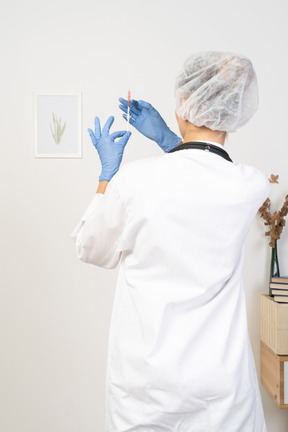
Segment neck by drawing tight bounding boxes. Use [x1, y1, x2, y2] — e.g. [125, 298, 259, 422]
[182, 124, 226, 146]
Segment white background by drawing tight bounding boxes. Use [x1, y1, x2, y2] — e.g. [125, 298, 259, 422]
[1, 0, 288, 430]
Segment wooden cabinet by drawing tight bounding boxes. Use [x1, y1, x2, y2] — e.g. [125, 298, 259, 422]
[261, 341, 288, 408]
[260, 294, 288, 408]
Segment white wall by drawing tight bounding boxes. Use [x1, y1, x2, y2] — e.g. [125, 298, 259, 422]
[1, 0, 288, 430]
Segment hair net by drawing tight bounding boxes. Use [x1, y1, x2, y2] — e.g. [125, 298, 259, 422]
[175, 51, 259, 133]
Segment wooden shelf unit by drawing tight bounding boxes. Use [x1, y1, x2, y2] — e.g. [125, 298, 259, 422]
[261, 341, 288, 408]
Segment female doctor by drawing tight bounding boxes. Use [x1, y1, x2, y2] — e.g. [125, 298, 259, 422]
[71, 51, 270, 432]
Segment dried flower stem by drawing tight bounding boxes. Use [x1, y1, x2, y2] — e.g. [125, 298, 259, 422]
[258, 174, 288, 248]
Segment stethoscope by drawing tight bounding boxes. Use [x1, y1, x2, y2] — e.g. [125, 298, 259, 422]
[168, 141, 233, 163]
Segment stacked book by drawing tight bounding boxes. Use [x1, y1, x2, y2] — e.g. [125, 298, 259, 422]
[270, 277, 288, 303]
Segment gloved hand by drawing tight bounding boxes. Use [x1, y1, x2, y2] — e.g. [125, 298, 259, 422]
[119, 98, 182, 153]
[88, 116, 131, 182]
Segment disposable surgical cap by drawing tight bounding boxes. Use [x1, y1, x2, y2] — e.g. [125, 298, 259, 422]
[175, 51, 259, 132]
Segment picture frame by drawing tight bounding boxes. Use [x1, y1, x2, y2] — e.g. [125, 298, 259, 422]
[34, 91, 82, 158]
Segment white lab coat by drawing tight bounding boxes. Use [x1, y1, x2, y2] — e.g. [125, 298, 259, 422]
[71, 141, 270, 432]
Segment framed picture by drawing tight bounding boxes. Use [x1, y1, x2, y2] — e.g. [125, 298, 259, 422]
[34, 91, 82, 158]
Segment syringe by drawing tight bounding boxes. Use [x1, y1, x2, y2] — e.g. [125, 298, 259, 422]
[127, 90, 131, 131]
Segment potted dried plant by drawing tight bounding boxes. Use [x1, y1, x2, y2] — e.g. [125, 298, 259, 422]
[258, 174, 288, 296]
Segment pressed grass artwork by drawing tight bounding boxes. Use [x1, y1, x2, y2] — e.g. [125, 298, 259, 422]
[34, 92, 82, 158]
[50, 112, 67, 145]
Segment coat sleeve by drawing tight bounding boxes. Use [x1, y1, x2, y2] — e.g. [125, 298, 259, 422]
[70, 177, 129, 269]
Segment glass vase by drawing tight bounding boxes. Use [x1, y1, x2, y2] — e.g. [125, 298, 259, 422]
[269, 239, 280, 297]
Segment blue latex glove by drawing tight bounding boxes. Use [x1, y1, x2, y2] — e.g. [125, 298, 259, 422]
[88, 116, 131, 182]
[119, 98, 182, 152]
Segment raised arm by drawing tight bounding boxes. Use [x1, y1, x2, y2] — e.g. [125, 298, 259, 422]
[97, 181, 109, 194]
[87, 115, 131, 193]
[119, 98, 182, 152]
